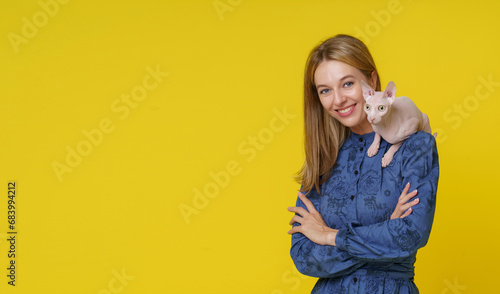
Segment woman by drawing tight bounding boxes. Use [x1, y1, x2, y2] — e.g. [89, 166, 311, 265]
[287, 34, 439, 293]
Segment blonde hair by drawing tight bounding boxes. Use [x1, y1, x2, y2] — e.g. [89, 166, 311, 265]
[296, 34, 381, 194]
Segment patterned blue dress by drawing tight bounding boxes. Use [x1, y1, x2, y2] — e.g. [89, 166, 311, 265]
[290, 131, 439, 293]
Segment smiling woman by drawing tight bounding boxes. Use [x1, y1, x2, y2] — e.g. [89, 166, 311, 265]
[314, 60, 376, 135]
[288, 34, 439, 293]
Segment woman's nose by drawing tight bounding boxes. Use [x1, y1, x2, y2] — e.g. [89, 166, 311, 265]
[332, 91, 346, 105]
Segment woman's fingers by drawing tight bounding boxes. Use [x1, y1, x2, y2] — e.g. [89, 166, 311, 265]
[287, 194, 315, 228]
[287, 225, 301, 235]
[288, 215, 302, 226]
[402, 197, 420, 210]
[399, 183, 417, 200]
[400, 208, 412, 218]
[391, 183, 419, 219]
[287, 206, 308, 217]
[400, 182, 411, 198]
[399, 190, 418, 206]
[298, 192, 317, 214]
[399, 183, 418, 204]
[399, 198, 419, 217]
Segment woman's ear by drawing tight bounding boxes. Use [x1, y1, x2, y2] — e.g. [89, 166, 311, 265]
[370, 71, 378, 89]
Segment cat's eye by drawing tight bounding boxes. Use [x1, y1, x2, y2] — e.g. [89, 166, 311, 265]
[365, 104, 370, 111]
[378, 105, 386, 111]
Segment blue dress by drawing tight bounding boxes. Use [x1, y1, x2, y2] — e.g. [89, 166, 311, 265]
[290, 131, 439, 293]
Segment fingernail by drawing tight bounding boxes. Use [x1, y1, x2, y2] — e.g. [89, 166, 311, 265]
[414, 198, 419, 202]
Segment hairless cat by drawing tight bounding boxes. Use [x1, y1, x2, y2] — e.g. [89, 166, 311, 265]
[361, 80, 436, 167]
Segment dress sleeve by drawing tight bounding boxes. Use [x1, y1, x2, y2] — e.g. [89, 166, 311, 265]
[290, 187, 367, 278]
[335, 131, 439, 261]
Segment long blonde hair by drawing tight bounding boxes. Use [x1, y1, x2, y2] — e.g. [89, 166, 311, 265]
[296, 34, 381, 194]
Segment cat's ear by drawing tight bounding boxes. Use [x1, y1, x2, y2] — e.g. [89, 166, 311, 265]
[384, 81, 397, 104]
[361, 80, 374, 100]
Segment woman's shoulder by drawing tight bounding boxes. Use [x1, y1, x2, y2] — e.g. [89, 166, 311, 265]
[400, 131, 438, 160]
[402, 131, 436, 148]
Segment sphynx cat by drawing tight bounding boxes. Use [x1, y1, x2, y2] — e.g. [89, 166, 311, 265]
[361, 80, 435, 167]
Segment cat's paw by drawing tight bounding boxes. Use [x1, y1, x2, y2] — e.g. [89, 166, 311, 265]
[381, 154, 394, 167]
[367, 145, 379, 157]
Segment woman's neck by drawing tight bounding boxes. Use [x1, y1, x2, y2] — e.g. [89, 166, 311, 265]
[350, 121, 374, 135]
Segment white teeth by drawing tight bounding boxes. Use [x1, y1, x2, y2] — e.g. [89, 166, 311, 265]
[338, 106, 353, 114]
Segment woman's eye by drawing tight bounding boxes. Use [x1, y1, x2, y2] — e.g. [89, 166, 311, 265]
[344, 81, 354, 88]
[319, 89, 330, 94]
[378, 105, 386, 111]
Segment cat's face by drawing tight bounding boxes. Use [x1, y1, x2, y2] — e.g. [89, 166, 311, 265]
[361, 81, 396, 125]
[364, 95, 390, 125]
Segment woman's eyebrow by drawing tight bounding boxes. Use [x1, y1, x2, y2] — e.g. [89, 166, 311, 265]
[339, 74, 355, 81]
[316, 75, 356, 88]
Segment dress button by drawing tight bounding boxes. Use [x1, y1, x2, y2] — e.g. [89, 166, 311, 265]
[353, 277, 358, 283]
[359, 138, 363, 142]
[360, 147, 364, 152]
[350, 195, 355, 200]
[354, 170, 358, 175]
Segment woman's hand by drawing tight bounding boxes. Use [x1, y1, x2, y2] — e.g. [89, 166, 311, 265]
[391, 182, 419, 219]
[287, 192, 338, 246]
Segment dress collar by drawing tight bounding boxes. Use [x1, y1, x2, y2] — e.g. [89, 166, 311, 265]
[347, 131, 375, 144]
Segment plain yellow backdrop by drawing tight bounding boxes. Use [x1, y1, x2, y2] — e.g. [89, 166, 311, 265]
[1, 0, 499, 293]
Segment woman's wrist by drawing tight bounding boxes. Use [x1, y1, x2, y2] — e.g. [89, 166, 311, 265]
[325, 228, 339, 246]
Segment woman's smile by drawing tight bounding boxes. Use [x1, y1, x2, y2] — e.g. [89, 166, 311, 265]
[336, 104, 356, 116]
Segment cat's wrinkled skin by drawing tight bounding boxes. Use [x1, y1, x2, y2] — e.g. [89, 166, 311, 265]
[361, 80, 435, 167]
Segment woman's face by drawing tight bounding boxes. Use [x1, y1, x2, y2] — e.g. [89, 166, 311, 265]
[314, 60, 376, 135]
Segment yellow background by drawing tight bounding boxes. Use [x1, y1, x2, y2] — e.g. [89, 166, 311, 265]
[1, 0, 499, 293]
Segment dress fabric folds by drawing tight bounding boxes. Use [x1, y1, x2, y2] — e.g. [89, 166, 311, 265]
[290, 131, 439, 294]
